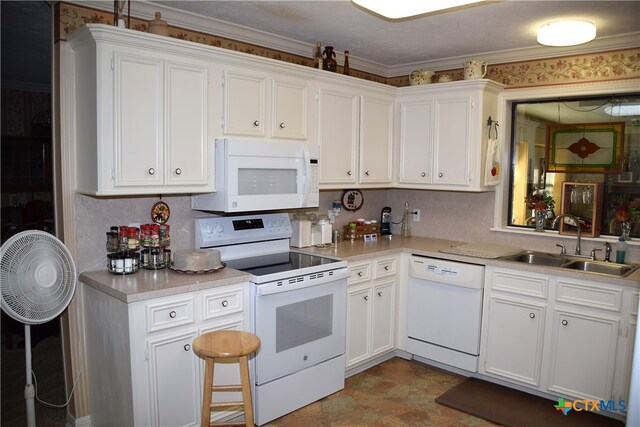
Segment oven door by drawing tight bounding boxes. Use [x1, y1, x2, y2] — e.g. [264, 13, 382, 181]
[254, 275, 347, 385]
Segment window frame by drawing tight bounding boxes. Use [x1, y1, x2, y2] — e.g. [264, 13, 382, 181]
[492, 79, 640, 246]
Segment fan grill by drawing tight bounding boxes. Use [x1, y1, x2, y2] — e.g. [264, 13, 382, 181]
[1, 231, 77, 325]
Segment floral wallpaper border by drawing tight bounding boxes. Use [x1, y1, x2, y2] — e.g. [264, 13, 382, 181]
[57, 2, 639, 89]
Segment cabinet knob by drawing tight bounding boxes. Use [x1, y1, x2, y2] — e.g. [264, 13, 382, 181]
[183, 344, 191, 352]
[364, 295, 368, 301]
[438, 172, 443, 178]
[221, 300, 229, 308]
[279, 122, 286, 129]
[384, 265, 390, 271]
[357, 271, 363, 277]
[529, 313, 535, 319]
[148, 168, 156, 175]
[253, 120, 260, 127]
[562, 319, 568, 326]
[377, 291, 382, 297]
[365, 171, 370, 176]
[347, 170, 352, 176]
[175, 168, 182, 175]
[421, 172, 426, 177]
[169, 311, 177, 318]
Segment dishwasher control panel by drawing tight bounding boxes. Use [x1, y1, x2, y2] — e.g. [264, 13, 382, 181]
[409, 255, 484, 288]
[425, 263, 461, 277]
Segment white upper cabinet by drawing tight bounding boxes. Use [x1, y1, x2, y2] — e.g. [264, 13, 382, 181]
[68, 25, 215, 196]
[317, 82, 394, 189]
[223, 68, 310, 141]
[395, 80, 504, 192]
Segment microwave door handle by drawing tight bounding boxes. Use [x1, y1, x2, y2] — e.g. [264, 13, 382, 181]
[301, 148, 310, 206]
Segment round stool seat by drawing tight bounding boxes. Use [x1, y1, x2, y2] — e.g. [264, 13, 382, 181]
[193, 330, 260, 359]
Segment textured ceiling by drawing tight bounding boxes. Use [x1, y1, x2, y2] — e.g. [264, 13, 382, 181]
[155, 0, 640, 67]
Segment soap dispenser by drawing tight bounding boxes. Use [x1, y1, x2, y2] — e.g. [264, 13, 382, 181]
[616, 237, 627, 263]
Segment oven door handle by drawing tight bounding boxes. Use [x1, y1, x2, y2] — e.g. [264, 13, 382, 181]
[256, 268, 350, 295]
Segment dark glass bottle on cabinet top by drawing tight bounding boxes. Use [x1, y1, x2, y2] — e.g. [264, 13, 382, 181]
[343, 50, 350, 75]
[323, 46, 337, 72]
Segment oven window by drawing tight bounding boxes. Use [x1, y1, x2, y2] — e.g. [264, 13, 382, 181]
[275, 295, 333, 353]
[238, 168, 297, 195]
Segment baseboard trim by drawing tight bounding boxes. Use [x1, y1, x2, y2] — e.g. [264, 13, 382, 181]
[66, 412, 90, 427]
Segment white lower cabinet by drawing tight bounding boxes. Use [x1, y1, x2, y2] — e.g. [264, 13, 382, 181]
[83, 281, 250, 427]
[480, 267, 635, 408]
[346, 256, 397, 368]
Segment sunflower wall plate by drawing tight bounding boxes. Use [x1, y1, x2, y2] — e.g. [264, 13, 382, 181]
[151, 201, 170, 224]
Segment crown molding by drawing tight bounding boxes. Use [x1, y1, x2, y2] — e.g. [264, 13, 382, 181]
[71, 1, 639, 79]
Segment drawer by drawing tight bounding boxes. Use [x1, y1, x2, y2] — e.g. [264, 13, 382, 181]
[203, 285, 244, 320]
[490, 269, 548, 299]
[555, 279, 622, 313]
[146, 296, 194, 333]
[348, 262, 371, 285]
[374, 258, 397, 279]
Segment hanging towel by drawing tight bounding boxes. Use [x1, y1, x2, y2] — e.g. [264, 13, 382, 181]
[484, 138, 501, 186]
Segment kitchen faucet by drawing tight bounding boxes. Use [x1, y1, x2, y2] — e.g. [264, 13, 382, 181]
[552, 214, 582, 255]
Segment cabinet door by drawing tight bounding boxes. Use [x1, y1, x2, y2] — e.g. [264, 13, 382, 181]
[483, 296, 546, 387]
[371, 280, 395, 356]
[317, 88, 358, 186]
[346, 286, 371, 367]
[147, 330, 200, 427]
[272, 79, 308, 140]
[113, 52, 163, 187]
[165, 61, 209, 186]
[433, 97, 470, 186]
[359, 96, 393, 184]
[223, 70, 266, 136]
[547, 309, 619, 401]
[398, 101, 433, 184]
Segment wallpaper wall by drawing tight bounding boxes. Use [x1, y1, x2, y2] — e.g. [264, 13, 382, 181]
[56, 2, 640, 88]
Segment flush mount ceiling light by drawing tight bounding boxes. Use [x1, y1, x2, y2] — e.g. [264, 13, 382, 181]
[352, 0, 486, 20]
[537, 19, 596, 46]
[604, 103, 640, 117]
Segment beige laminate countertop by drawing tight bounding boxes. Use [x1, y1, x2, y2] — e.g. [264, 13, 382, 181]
[80, 267, 252, 303]
[81, 236, 640, 304]
[301, 235, 640, 289]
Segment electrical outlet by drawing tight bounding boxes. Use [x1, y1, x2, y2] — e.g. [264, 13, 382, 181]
[412, 209, 420, 222]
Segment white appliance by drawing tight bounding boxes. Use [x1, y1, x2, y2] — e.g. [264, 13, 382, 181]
[192, 139, 320, 213]
[406, 255, 485, 372]
[195, 213, 349, 426]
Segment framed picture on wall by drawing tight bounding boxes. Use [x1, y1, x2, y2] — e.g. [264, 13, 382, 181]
[546, 122, 624, 173]
[617, 172, 633, 183]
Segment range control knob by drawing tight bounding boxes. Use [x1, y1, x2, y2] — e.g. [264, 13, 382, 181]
[215, 224, 224, 233]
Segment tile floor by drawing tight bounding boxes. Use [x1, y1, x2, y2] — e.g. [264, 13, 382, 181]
[265, 357, 497, 426]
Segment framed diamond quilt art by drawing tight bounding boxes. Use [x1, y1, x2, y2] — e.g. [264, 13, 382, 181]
[546, 122, 624, 173]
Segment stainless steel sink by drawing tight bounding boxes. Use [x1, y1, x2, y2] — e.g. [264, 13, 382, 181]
[563, 260, 638, 277]
[500, 251, 639, 277]
[502, 251, 568, 267]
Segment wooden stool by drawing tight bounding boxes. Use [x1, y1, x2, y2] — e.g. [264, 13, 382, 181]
[193, 330, 261, 427]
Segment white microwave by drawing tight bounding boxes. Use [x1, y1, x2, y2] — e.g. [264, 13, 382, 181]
[192, 139, 319, 213]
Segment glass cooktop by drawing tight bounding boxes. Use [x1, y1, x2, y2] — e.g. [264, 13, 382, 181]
[225, 251, 342, 277]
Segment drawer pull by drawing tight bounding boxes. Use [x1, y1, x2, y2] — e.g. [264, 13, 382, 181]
[562, 319, 568, 326]
[438, 172, 443, 178]
[221, 300, 229, 308]
[279, 122, 286, 129]
[365, 171, 370, 176]
[175, 168, 182, 175]
[357, 271, 363, 277]
[384, 265, 390, 271]
[347, 170, 352, 176]
[378, 291, 382, 297]
[148, 168, 156, 175]
[421, 172, 426, 177]
[363, 295, 368, 301]
[529, 313, 535, 319]
[184, 344, 191, 352]
[169, 311, 177, 319]
[253, 120, 260, 127]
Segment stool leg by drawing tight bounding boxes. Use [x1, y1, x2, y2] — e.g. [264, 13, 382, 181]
[238, 355, 254, 426]
[202, 357, 214, 427]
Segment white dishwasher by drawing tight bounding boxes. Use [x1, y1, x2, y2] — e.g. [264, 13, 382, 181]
[406, 255, 485, 372]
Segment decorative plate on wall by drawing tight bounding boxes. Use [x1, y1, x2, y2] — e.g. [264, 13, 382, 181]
[342, 189, 364, 211]
[151, 201, 170, 224]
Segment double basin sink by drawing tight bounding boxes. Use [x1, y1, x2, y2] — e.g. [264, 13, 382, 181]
[501, 251, 639, 278]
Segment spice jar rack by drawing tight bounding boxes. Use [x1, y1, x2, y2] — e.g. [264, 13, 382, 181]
[140, 224, 171, 269]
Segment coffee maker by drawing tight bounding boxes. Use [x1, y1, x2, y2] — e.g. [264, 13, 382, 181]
[380, 207, 392, 236]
